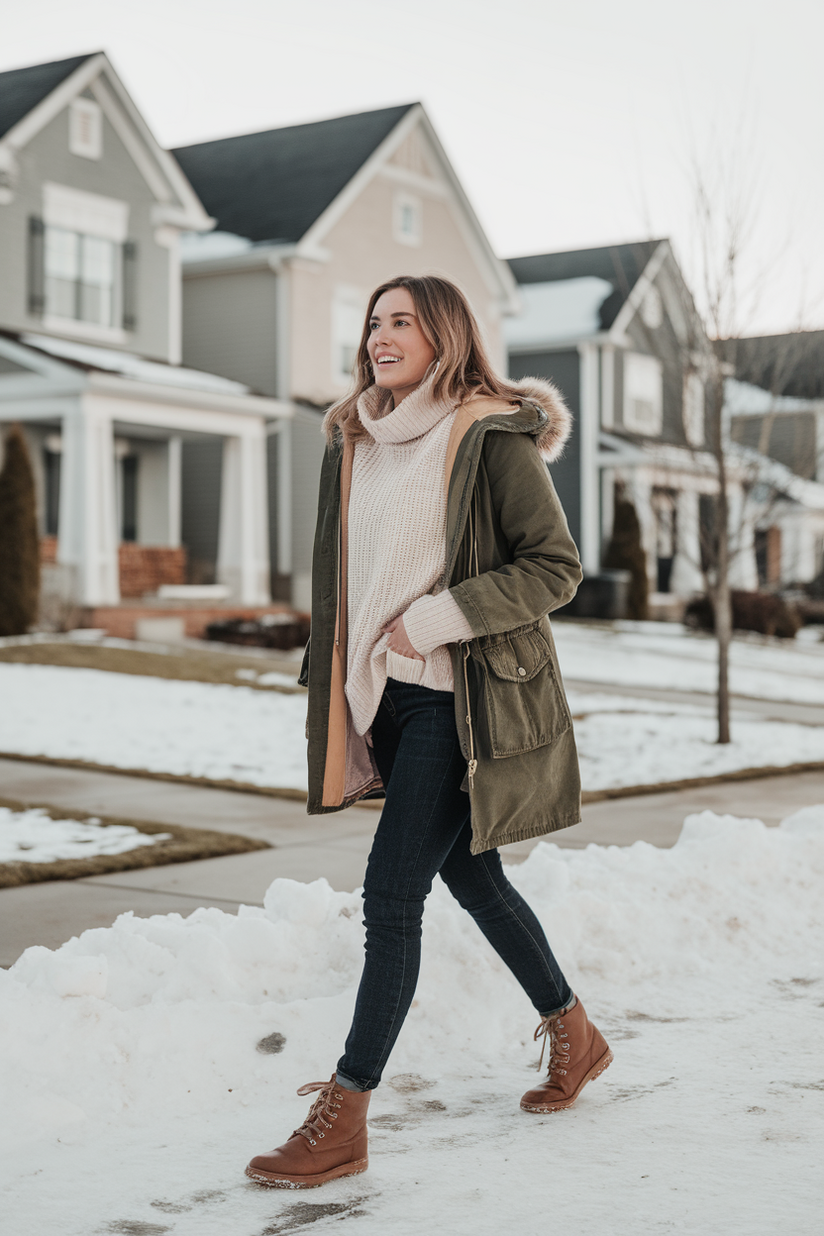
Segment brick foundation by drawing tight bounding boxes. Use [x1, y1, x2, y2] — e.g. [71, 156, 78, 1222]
[40, 536, 58, 565]
[118, 544, 187, 598]
[80, 604, 296, 641]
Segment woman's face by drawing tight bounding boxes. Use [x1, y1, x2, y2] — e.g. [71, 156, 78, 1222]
[366, 287, 437, 406]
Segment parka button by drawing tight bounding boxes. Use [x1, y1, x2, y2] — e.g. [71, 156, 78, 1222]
[517, 666, 527, 677]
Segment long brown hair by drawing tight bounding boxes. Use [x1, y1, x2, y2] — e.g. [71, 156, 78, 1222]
[323, 275, 524, 443]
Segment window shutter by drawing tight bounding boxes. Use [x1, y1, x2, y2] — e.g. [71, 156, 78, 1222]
[122, 240, 138, 331]
[28, 216, 45, 316]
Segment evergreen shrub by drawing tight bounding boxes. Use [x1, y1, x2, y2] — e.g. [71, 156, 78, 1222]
[684, 590, 801, 639]
[604, 492, 649, 620]
[0, 424, 40, 636]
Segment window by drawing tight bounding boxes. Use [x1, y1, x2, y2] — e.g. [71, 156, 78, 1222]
[683, 371, 705, 446]
[45, 227, 118, 326]
[331, 285, 367, 386]
[623, 352, 663, 436]
[393, 191, 422, 246]
[69, 98, 103, 160]
[30, 185, 135, 333]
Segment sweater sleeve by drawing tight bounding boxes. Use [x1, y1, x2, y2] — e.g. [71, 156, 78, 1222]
[403, 590, 476, 656]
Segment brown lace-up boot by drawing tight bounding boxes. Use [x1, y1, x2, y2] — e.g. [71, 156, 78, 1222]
[520, 997, 613, 1113]
[245, 1075, 370, 1188]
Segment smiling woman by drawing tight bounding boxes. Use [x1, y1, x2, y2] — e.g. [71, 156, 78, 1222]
[245, 274, 612, 1190]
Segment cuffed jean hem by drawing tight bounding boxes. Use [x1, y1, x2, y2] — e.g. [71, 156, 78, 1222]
[538, 992, 577, 1019]
[335, 1066, 374, 1093]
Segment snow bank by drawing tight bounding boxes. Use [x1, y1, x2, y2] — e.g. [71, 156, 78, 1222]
[0, 806, 170, 863]
[2, 809, 822, 1234]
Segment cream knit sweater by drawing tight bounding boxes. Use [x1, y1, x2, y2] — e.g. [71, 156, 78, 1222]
[345, 377, 475, 736]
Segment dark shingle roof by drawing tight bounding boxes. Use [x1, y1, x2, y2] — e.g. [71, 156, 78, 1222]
[171, 104, 416, 244]
[0, 53, 96, 139]
[507, 240, 663, 330]
[717, 331, 824, 401]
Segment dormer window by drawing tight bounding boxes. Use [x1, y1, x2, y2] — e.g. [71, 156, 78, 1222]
[69, 98, 103, 160]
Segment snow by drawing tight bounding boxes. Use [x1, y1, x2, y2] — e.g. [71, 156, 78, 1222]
[554, 620, 824, 705]
[0, 806, 170, 863]
[504, 276, 614, 348]
[0, 660, 822, 796]
[22, 331, 251, 395]
[3, 808, 822, 1234]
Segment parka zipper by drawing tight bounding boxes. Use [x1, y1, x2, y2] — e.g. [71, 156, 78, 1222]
[460, 489, 480, 791]
[461, 640, 478, 790]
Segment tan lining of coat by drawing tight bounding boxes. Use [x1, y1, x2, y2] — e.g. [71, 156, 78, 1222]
[443, 396, 519, 500]
[321, 440, 353, 806]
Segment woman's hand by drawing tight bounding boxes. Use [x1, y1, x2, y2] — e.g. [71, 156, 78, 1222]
[381, 615, 425, 661]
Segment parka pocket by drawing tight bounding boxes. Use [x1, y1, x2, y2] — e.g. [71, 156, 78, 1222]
[472, 621, 571, 757]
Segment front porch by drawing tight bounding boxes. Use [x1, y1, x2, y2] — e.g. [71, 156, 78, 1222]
[0, 332, 294, 616]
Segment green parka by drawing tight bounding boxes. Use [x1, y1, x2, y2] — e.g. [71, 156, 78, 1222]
[300, 378, 583, 854]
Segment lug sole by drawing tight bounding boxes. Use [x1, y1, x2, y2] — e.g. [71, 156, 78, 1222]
[520, 1047, 614, 1113]
[245, 1157, 369, 1189]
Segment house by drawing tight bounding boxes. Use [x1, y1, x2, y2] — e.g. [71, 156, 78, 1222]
[723, 330, 824, 587]
[173, 104, 518, 610]
[0, 52, 292, 632]
[505, 239, 758, 608]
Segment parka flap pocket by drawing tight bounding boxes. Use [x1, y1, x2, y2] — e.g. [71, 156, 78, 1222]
[480, 627, 551, 682]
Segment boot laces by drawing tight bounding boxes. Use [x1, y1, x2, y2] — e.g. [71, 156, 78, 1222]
[293, 1079, 343, 1147]
[533, 1013, 572, 1077]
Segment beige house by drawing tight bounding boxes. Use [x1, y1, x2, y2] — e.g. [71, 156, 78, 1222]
[174, 104, 518, 610]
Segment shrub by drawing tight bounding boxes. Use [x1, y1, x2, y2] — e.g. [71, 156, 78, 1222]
[0, 425, 40, 636]
[604, 493, 649, 620]
[684, 590, 801, 639]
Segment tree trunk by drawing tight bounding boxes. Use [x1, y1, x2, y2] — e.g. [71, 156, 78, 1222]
[710, 371, 732, 745]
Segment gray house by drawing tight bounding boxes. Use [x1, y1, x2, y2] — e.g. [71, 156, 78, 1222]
[505, 240, 757, 603]
[0, 52, 289, 623]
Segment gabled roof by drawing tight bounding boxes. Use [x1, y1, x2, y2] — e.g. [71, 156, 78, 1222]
[717, 331, 824, 401]
[507, 240, 664, 330]
[0, 52, 212, 232]
[172, 104, 416, 243]
[0, 53, 95, 139]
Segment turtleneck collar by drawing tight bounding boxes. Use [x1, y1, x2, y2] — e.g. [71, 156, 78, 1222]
[357, 371, 456, 445]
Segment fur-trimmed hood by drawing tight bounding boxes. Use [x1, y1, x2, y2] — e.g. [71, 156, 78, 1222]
[461, 377, 573, 464]
[510, 376, 573, 463]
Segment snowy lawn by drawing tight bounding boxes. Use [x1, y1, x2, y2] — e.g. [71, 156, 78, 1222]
[553, 620, 824, 704]
[0, 806, 171, 863]
[1, 662, 822, 795]
[2, 808, 822, 1235]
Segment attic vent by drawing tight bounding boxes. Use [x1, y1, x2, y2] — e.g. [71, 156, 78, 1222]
[69, 98, 103, 160]
[394, 192, 422, 247]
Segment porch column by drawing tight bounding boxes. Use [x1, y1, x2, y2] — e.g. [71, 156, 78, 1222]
[167, 436, 182, 548]
[669, 488, 704, 595]
[57, 401, 120, 605]
[217, 423, 271, 603]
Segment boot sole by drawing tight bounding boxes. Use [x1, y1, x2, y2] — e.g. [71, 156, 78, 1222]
[520, 1047, 614, 1113]
[245, 1158, 369, 1189]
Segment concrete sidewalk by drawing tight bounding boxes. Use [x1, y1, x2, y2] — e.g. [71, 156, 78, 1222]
[2, 755, 823, 967]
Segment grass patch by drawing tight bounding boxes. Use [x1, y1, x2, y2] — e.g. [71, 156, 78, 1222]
[0, 794, 270, 888]
[0, 642, 304, 692]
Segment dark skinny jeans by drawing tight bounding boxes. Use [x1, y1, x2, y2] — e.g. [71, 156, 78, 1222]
[336, 679, 572, 1092]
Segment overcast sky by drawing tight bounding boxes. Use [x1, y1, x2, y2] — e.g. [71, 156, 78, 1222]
[3, 0, 821, 335]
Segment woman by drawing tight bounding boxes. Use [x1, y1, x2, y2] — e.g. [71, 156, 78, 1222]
[246, 275, 612, 1189]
